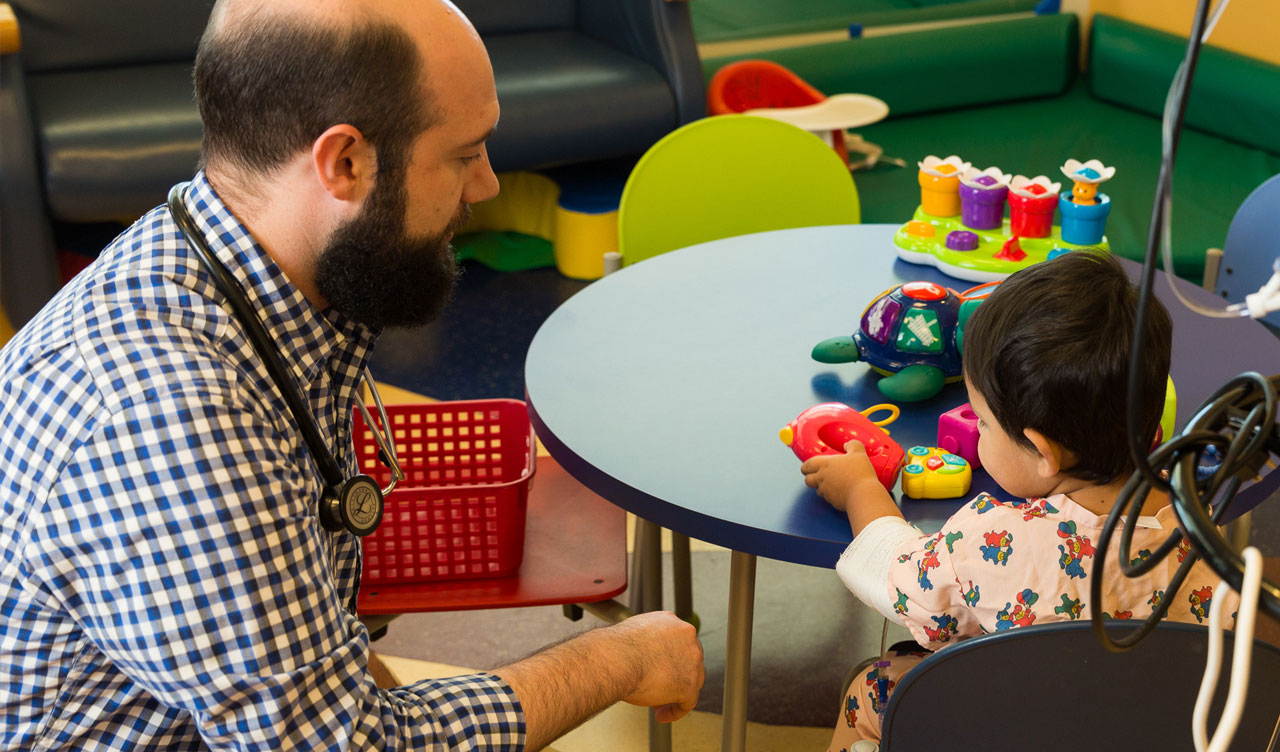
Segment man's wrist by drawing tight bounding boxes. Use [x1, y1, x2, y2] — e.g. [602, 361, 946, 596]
[590, 623, 646, 698]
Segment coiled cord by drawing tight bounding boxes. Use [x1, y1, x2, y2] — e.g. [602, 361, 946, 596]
[1092, 372, 1280, 652]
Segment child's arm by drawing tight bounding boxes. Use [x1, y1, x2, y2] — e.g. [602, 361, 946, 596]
[801, 439, 904, 535]
[803, 440, 917, 623]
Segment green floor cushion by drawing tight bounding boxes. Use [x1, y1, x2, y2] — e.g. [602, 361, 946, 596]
[850, 79, 1280, 283]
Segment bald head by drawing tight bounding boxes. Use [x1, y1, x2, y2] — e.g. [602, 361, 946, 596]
[195, 0, 482, 183]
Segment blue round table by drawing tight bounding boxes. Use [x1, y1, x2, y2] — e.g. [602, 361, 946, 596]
[524, 224, 1280, 750]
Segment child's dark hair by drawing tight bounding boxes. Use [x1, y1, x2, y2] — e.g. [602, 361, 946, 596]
[962, 250, 1172, 484]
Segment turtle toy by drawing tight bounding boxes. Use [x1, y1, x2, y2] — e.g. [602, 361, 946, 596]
[812, 280, 997, 402]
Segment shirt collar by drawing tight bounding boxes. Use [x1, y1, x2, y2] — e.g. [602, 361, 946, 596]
[175, 171, 377, 383]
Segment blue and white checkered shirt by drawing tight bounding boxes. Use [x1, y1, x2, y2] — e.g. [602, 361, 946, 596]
[0, 173, 524, 750]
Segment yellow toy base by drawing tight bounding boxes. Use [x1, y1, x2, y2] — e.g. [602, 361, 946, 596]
[901, 445, 972, 500]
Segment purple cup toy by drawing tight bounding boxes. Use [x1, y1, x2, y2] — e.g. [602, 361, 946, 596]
[958, 166, 1011, 230]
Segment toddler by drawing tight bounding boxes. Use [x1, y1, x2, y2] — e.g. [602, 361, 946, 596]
[801, 251, 1236, 748]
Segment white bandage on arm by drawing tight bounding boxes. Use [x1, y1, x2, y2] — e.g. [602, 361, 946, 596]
[835, 516, 923, 625]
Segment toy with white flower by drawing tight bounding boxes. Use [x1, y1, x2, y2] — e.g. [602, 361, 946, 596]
[1058, 158, 1116, 245]
[917, 155, 972, 217]
[894, 154, 1113, 282]
[1060, 158, 1115, 205]
[1007, 175, 1062, 239]
[957, 166, 1011, 230]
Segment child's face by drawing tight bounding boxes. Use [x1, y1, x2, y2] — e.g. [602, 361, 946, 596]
[966, 385, 1056, 499]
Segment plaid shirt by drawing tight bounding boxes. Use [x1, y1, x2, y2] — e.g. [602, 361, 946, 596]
[0, 173, 524, 750]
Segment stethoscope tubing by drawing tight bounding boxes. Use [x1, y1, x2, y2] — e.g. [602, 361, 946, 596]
[166, 183, 404, 519]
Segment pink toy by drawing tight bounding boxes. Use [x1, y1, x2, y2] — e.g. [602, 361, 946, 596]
[937, 403, 982, 470]
[780, 402, 906, 490]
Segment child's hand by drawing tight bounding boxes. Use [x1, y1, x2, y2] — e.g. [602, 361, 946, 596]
[800, 440, 884, 511]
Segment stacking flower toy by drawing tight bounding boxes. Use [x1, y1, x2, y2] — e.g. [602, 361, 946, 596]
[1057, 158, 1116, 245]
[917, 155, 972, 217]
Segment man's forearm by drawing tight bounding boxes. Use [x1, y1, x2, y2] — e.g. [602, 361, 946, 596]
[492, 627, 641, 750]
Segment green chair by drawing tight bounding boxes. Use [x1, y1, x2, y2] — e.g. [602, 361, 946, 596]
[618, 113, 861, 266]
[614, 113, 861, 627]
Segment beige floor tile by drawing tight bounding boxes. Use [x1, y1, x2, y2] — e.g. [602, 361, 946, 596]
[379, 655, 830, 752]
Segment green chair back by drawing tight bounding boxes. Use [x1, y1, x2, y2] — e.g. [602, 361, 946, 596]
[617, 114, 860, 266]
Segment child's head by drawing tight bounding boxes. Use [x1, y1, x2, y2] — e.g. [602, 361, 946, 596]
[961, 251, 1172, 494]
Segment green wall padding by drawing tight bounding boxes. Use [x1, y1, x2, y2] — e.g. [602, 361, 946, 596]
[692, 0, 1040, 43]
[704, 13, 1078, 118]
[1090, 14, 1280, 156]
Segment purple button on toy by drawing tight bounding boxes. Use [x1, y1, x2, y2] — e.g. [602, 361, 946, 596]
[860, 295, 902, 345]
[946, 230, 979, 251]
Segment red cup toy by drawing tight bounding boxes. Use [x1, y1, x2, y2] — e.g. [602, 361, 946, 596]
[780, 402, 906, 490]
[1007, 175, 1061, 238]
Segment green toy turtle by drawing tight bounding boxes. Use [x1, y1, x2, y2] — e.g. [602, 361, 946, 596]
[812, 280, 991, 402]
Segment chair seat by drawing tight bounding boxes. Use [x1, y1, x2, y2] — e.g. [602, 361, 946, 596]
[29, 63, 202, 223]
[356, 454, 627, 614]
[881, 620, 1280, 751]
[485, 30, 676, 172]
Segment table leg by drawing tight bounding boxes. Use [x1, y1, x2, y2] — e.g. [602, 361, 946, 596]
[672, 532, 693, 622]
[637, 518, 673, 752]
[721, 550, 756, 752]
[628, 517, 646, 613]
[1228, 510, 1252, 550]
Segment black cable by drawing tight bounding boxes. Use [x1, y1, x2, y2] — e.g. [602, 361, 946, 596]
[1093, 0, 1280, 652]
[1093, 371, 1280, 652]
[1170, 374, 1280, 617]
[1126, 0, 1214, 489]
[1092, 432, 1215, 651]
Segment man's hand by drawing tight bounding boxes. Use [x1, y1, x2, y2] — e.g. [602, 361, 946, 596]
[800, 440, 904, 535]
[493, 610, 705, 749]
[800, 440, 883, 511]
[613, 611, 705, 722]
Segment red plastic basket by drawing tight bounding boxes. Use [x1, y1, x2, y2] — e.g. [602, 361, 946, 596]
[353, 398, 536, 584]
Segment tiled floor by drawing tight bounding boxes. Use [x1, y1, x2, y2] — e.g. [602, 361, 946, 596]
[380, 653, 833, 752]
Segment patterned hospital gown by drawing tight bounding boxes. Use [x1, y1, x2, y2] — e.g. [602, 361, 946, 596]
[831, 491, 1236, 749]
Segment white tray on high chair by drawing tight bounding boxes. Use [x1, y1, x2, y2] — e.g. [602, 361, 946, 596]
[745, 93, 890, 131]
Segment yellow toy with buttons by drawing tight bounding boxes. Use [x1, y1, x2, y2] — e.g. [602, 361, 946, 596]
[901, 445, 971, 499]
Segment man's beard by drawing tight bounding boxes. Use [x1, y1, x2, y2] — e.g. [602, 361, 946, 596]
[314, 172, 468, 330]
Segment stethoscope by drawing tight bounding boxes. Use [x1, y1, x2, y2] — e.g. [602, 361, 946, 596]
[167, 183, 405, 537]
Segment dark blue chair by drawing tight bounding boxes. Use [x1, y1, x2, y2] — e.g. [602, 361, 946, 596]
[1209, 173, 1280, 330]
[880, 621, 1280, 751]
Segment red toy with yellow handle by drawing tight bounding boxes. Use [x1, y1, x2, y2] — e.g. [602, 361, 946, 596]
[780, 402, 906, 490]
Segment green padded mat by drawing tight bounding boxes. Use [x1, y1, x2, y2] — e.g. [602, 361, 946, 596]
[703, 14, 1078, 119]
[453, 230, 554, 272]
[849, 78, 1280, 283]
[691, 0, 1040, 42]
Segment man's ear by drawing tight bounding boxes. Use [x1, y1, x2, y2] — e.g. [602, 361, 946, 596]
[311, 124, 376, 204]
[1023, 427, 1075, 479]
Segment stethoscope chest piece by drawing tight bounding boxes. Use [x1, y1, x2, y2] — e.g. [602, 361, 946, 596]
[320, 475, 384, 537]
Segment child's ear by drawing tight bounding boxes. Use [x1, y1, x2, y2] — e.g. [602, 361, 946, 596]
[1023, 427, 1074, 479]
